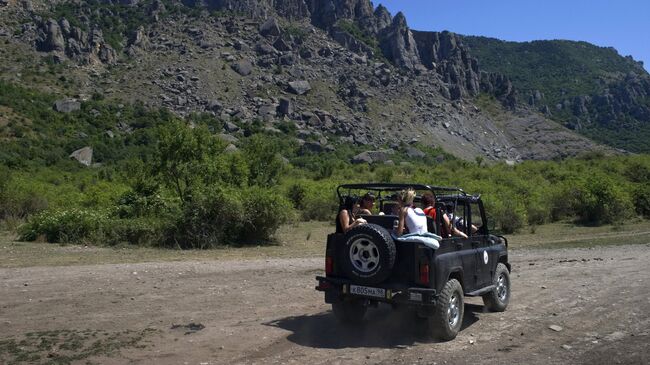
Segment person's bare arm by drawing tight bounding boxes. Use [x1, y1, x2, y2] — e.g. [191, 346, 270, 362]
[442, 214, 452, 238]
[453, 227, 468, 239]
[339, 210, 365, 233]
[339, 210, 351, 233]
[397, 207, 407, 236]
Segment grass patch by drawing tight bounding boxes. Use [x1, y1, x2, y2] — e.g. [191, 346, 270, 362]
[2, 220, 650, 268]
[508, 220, 650, 249]
[0, 221, 332, 268]
[0, 328, 157, 365]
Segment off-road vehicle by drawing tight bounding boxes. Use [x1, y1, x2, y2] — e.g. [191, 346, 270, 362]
[316, 183, 511, 340]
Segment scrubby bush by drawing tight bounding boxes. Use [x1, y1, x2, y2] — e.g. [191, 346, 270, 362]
[572, 174, 634, 225]
[632, 183, 650, 218]
[19, 208, 110, 243]
[104, 217, 170, 246]
[167, 186, 293, 248]
[240, 187, 293, 242]
[169, 187, 246, 249]
[489, 199, 526, 234]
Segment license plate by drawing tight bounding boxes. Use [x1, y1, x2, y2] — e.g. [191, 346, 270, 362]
[409, 292, 423, 302]
[350, 285, 386, 298]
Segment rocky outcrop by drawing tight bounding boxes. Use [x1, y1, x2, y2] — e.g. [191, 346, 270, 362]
[35, 18, 117, 65]
[379, 12, 421, 70]
[480, 72, 517, 108]
[557, 73, 650, 130]
[36, 19, 65, 52]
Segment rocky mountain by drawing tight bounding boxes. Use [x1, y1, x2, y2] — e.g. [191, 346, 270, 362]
[0, 0, 615, 162]
[462, 36, 650, 153]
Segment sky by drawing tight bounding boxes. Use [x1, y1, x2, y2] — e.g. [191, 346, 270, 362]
[376, 0, 649, 72]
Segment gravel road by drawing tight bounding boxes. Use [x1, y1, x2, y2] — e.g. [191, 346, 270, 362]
[1, 244, 649, 364]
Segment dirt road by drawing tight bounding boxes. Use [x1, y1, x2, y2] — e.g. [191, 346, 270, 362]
[1, 244, 649, 364]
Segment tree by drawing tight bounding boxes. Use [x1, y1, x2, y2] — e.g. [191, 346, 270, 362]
[152, 121, 225, 204]
[243, 134, 284, 187]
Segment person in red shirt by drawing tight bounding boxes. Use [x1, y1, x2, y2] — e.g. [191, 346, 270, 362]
[421, 193, 437, 221]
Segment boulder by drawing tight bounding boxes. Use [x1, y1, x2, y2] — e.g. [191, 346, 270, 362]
[301, 141, 324, 154]
[224, 144, 239, 154]
[288, 80, 311, 95]
[351, 151, 374, 164]
[232, 59, 253, 76]
[351, 150, 390, 164]
[69, 147, 93, 166]
[224, 122, 240, 133]
[53, 99, 81, 113]
[273, 38, 292, 52]
[207, 100, 223, 112]
[277, 97, 293, 116]
[258, 104, 277, 120]
[259, 17, 281, 37]
[405, 146, 426, 158]
[218, 133, 239, 144]
[255, 42, 277, 55]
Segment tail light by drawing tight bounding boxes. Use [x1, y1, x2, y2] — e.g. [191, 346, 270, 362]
[325, 256, 333, 275]
[419, 263, 430, 285]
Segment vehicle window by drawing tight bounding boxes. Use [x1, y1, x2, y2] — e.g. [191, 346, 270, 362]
[470, 202, 483, 236]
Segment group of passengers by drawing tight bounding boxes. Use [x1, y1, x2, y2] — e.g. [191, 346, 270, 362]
[338, 189, 471, 238]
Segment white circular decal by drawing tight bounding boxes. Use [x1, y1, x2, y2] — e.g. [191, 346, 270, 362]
[483, 250, 489, 265]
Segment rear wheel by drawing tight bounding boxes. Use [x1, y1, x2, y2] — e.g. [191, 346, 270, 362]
[332, 298, 367, 324]
[428, 279, 464, 341]
[482, 263, 510, 312]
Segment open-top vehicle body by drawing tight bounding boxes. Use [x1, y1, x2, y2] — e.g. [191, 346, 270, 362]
[316, 183, 511, 340]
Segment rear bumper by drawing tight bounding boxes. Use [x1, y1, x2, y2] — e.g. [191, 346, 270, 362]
[315, 276, 438, 307]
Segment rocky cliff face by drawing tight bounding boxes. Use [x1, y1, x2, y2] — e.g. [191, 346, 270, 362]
[562, 74, 650, 130]
[0, 0, 611, 161]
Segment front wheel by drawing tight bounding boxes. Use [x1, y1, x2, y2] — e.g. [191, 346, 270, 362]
[332, 298, 367, 325]
[428, 279, 464, 341]
[482, 263, 510, 312]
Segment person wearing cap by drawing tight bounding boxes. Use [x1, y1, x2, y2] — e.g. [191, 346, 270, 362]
[355, 192, 375, 215]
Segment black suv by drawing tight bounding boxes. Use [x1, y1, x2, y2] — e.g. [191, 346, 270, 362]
[316, 183, 511, 340]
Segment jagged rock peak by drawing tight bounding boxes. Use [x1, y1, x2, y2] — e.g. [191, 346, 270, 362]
[379, 11, 421, 70]
[373, 4, 392, 31]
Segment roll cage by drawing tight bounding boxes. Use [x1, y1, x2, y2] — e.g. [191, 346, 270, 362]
[336, 183, 487, 237]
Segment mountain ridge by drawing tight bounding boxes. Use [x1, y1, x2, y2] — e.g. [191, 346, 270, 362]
[0, 0, 636, 164]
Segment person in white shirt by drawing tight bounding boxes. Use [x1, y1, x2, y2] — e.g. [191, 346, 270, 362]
[395, 188, 428, 236]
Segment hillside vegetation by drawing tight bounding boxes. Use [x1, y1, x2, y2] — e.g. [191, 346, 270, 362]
[463, 37, 645, 101]
[463, 36, 650, 153]
[1, 82, 649, 248]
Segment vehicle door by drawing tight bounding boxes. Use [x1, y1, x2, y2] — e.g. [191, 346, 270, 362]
[449, 202, 479, 291]
[469, 200, 493, 287]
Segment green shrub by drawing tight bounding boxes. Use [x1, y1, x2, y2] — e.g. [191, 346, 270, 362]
[104, 217, 170, 246]
[573, 175, 634, 225]
[240, 187, 293, 242]
[287, 183, 306, 210]
[169, 187, 245, 249]
[19, 208, 109, 243]
[633, 183, 650, 218]
[489, 199, 525, 234]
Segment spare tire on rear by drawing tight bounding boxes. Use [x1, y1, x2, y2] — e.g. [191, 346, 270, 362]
[340, 224, 396, 285]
